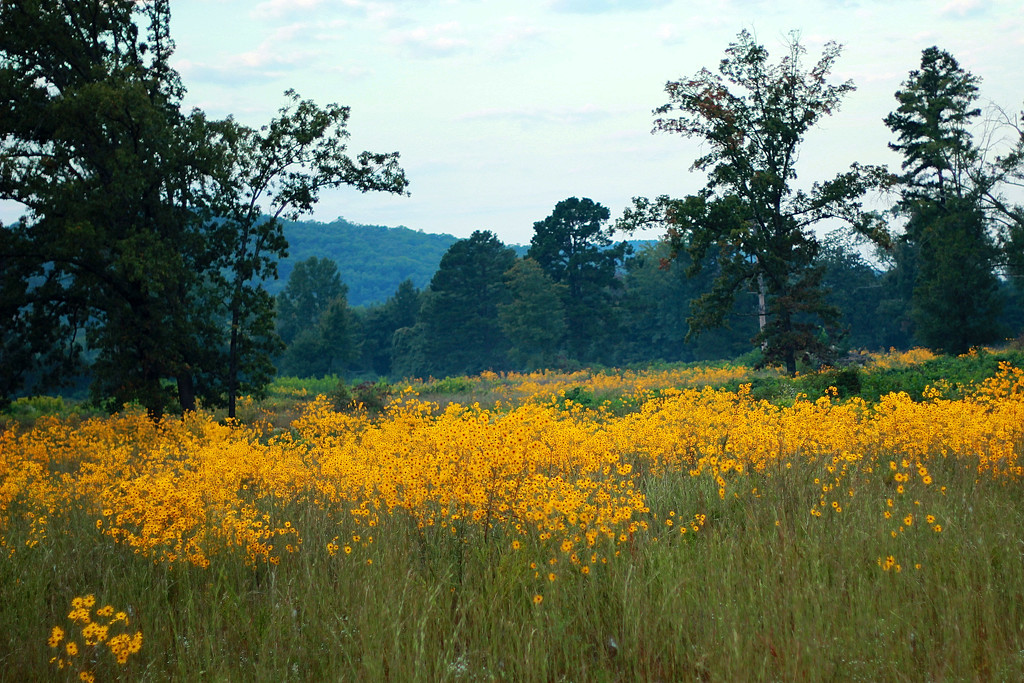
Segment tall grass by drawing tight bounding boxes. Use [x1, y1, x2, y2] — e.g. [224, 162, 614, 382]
[3, 355, 1024, 681]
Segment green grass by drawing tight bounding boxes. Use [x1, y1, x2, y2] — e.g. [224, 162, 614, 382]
[3, 453, 1024, 681]
[5, 352, 1024, 680]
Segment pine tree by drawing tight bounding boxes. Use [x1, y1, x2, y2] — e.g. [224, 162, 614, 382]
[884, 47, 1003, 354]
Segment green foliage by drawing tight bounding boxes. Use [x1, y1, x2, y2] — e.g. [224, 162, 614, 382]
[270, 375, 343, 397]
[0, 3, 407, 418]
[885, 47, 1004, 356]
[618, 242, 758, 366]
[0, 0, 213, 416]
[498, 258, 567, 370]
[418, 376, 475, 395]
[330, 378, 393, 414]
[407, 231, 517, 378]
[276, 257, 347, 345]
[273, 220, 458, 307]
[620, 30, 890, 375]
[354, 279, 422, 377]
[528, 197, 629, 363]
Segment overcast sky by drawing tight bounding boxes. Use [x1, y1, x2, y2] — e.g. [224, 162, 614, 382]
[5, 0, 1023, 245]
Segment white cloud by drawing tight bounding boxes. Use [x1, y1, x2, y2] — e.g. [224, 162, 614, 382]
[252, 0, 406, 25]
[488, 17, 549, 57]
[940, 0, 992, 18]
[251, 0, 328, 20]
[656, 23, 685, 46]
[458, 103, 616, 127]
[176, 38, 319, 86]
[548, 0, 674, 13]
[387, 21, 471, 57]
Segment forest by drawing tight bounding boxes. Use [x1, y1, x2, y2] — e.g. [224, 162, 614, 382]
[2, 3, 1024, 416]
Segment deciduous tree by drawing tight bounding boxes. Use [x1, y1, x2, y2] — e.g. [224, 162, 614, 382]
[0, 0, 219, 415]
[620, 30, 888, 374]
[0, 1, 407, 415]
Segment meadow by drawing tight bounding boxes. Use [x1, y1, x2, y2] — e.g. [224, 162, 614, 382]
[2, 349, 1024, 681]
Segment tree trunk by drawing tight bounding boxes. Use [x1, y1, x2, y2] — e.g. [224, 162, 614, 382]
[177, 370, 196, 413]
[228, 307, 239, 420]
[785, 349, 797, 377]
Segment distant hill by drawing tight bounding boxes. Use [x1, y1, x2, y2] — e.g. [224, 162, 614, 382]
[270, 218, 463, 307]
[269, 217, 649, 307]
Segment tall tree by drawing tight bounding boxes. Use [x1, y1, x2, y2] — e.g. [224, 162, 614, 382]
[0, 2, 407, 415]
[203, 93, 408, 417]
[528, 197, 629, 362]
[498, 258, 567, 370]
[0, 0, 219, 415]
[619, 30, 889, 374]
[884, 46, 1002, 354]
[413, 231, 516, 377]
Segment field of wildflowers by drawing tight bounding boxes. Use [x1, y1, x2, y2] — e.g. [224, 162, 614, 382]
[2, 350, 1024, 680]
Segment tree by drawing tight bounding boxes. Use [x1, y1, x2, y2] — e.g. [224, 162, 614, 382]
[279, 291, 359, 378]
[989, 110, 1024, 291]
[0, 0, 221, 415]
[0, 1, 407, 415]
[527, 197, 629, 362]
[498, 258, 567, 370]
[203, 93, 408, 417]
[277, 257, 347, 345]
[356, 279, 422, 376]
[816, 232, 887, 351]
[413, 231, 516, 377]
[618, 241, 756, 364]
[276, 257, 359, 378]
[619, 30, 889, 374]
[884, 47, 1003, 354]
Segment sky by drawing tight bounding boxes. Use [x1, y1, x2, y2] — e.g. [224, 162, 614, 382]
[4, 0, 1023, 246]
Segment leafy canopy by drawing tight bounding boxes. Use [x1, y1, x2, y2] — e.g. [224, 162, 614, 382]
[620, 30, 890, 374]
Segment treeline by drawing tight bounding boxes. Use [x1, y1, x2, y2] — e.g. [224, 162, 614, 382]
[3, 8, 1024, 416]
[275, 35, 1024, 383]
[273, 205, 1024, 381]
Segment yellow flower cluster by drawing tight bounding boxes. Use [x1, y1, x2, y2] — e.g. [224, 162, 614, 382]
[48, 594, 142, 676]
[3, 362, 1023, 573]
[862, 347, 938, 369]
[292, 396, 647, 547]
[441, 364, 751, 405]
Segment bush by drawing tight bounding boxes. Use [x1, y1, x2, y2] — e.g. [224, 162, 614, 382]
[331, 379, 394, 414]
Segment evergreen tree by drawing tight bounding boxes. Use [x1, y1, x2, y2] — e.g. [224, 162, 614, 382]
[527, 197, 629, 363]
[498, 258, 567, 370]
[884, 47, 1003, 354]
[414, 231, 516, 377]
